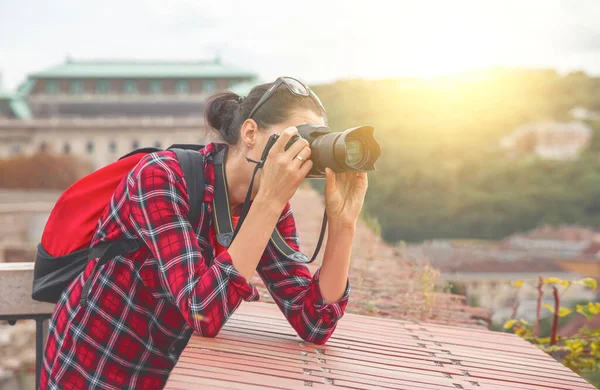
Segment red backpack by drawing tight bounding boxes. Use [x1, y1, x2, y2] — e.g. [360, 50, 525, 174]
[32, 145, 205, 305]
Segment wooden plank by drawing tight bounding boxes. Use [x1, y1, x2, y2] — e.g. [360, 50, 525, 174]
[165, 302, 594, 389]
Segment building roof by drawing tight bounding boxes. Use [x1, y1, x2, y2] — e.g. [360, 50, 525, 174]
[28, 59, 257, 79]
[0, 91, 31, 120]
[164, 301, 593, 389]
[229, 79, 262, 96]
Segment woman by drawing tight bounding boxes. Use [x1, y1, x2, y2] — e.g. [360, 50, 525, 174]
[41, 77, 368, 389]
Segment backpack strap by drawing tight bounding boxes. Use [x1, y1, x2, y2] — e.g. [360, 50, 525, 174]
[80, 239, 140, 308]
[171, 148, 205, 228]
[80, 148, 205, 307]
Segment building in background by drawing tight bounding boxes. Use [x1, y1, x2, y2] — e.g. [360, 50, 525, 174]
[407, 225, 600, 325]
[0, 57, 258, 168]
[500, 120, 592, 160]
[569, 106, 600, 121]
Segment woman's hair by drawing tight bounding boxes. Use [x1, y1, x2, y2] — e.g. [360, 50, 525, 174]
[204, 82, 326, 145]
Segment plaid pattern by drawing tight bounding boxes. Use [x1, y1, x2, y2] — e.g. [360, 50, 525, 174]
[41, 143, 350, 390]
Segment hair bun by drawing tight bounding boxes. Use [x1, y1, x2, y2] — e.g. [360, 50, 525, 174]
[204, 92, 241, 142]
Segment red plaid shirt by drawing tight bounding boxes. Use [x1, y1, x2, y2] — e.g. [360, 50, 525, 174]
[41, 143, 350, 390]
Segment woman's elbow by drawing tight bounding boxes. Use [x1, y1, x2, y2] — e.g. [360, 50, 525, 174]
[198, 325, 222, 338]
[297, 329, 334, 345]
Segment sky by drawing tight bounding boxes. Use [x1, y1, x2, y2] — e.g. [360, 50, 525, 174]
[1, 0, 600, 90]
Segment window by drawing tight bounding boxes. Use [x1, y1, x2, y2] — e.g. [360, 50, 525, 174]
[123, 80, 137, 94]
[203, 79, 216, 93]
[175, 80, 190, 95]
[149, 80, 162, 94]
[96, 80, 111, 94]
[132, 140, 139, 149]
[70, 80, 84, 94]
[46, 80, 59, 94]
[154, 141, 161, 149]
[109, 140, 117, 153]
[228, 79, 238, 88]
[87, 141, 94, 154]
[63, 143, 71, 155]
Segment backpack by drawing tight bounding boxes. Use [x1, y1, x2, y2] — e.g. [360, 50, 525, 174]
[32, 144, 206, 305]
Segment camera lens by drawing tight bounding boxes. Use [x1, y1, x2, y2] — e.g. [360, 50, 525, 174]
[293, 124, 381, 178]
[345, 137, 368, 167]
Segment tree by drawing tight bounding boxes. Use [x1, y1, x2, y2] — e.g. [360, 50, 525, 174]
[0, 153, 92, 190]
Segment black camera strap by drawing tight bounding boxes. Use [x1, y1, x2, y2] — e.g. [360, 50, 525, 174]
[212, 145, 325, 264]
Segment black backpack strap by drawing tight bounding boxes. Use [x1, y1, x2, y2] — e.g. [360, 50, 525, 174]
[80, 239, 140, 308]
[172, 148, 205, 228]
[168, 143, 205, 151]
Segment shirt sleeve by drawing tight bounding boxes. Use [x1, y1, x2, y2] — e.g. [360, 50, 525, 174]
[127, 155, 259, 337]
[257, 203, 350, 345]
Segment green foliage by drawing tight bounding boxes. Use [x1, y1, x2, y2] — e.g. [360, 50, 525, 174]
[506, 277, 600, 387]
[313, 69, 600, 242]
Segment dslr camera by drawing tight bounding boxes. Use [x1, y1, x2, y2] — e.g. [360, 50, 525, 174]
[262, 124, 381, 178]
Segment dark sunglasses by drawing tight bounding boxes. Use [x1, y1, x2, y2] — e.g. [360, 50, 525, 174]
[247, 76, 326, 120]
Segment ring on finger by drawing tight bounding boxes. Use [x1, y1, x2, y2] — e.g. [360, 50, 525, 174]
[296, 155, 304, 162]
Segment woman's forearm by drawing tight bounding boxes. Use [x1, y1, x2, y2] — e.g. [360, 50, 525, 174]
[318, 220, 355, 304]
[228, 195, 283, 280]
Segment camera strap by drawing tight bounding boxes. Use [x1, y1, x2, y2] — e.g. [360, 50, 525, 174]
[212, 145, 325, 264]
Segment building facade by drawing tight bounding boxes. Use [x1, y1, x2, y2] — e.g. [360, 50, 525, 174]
[0, 58, 258, 169]
[499, 121, 592, 160]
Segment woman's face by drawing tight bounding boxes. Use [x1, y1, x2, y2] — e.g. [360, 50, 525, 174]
[245, 109, 326, 198]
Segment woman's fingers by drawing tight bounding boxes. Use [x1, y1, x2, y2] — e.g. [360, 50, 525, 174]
[284, 135, 309, 160]
[291, 146, 312, 169]
[270, 127, 298, 154]
[298, 158, 314, 179]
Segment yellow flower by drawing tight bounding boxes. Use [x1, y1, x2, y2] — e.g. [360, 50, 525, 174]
[558, 307, 572, 317]
[512, 280, 524, 288]
[576, 278, 598, 290]
[542, 277, 569, 286]
[503, 319, 516, 329]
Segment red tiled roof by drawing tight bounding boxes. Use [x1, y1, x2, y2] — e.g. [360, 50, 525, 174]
[165, 302, 593, 389]
[439, 257, 569, 274]
[507, 225, 600, 242]
[581, 241, 600, 256]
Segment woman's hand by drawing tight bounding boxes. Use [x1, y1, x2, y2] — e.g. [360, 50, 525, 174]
[324, 168, 368, 227]
[256, 127, 313, 210]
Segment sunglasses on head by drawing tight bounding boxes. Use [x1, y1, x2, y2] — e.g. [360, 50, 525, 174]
[247, 77, 326, 120]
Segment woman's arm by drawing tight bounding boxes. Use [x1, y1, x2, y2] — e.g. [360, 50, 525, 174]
[257, 203, 350, 345]
[128, 154, 260, 337]
[318, 221, 355, 304]
[319, 168, 368, 303]
[229, 127, 313, 280]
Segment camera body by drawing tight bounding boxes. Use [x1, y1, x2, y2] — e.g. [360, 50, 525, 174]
[262, 124, 381, 178]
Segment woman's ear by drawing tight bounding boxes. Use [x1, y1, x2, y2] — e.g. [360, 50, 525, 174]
[240, 119, 259, 147]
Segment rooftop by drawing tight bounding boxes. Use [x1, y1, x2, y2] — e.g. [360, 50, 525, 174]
[165, 301, 593, 389]
[28, 58, 257, 79]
